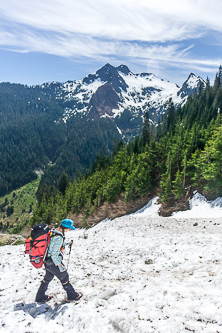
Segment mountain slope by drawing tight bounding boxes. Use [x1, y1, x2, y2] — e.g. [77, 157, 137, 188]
[1, 214, 222, 332]
[0, 82, 121, 196]
[0, 65, 205, 197]
[30, 70, 222, 228]
[46, 63, 205, 139]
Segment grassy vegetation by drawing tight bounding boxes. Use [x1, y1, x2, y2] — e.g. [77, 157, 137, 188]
[0, 178, 40, 233]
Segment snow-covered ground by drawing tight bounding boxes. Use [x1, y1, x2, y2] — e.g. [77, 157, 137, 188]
[1, 194, 222, 333]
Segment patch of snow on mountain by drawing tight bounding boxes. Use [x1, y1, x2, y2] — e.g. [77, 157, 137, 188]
[60, 78, 104, 122]
[186, 74, 201, 90]
[119, 72, 183, 111]
[62, 78, 103, 101]
[171, 192, 222, 218]
[52, 66, 204, 125]
[111, 108, 122, 118]
[131, 196, 161, 217]
[116, 126, 122, 134]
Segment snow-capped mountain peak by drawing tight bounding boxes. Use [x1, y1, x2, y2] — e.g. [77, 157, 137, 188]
[186, 73, 202, 89]
[177, 73, 205, 99]
[42, 64, 205, 139]
[116, 64, 131, 75]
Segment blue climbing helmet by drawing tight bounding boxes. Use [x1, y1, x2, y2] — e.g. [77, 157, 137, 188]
[61, 219, 75, 230]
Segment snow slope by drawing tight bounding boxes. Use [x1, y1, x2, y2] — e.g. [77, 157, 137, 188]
[111, 72, 182, 119]
[1, 195, 222, 333]
[172, 192, 222, 218]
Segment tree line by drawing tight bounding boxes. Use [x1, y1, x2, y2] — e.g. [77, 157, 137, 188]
[31, 67, 222, 226]
[0, 82, 121, 197]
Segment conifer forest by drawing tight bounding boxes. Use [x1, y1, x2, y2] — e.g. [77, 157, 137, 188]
[30, 68, 222, 227]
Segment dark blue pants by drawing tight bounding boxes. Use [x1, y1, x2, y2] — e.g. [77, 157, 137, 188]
[35, 258, 78, 302]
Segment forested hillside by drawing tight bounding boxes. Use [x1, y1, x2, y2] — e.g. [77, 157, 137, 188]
[0, 82, 121, 197]
[0, 83, 64, 195]
[0, 64, 204, 201]
[31, 68, 222, 227]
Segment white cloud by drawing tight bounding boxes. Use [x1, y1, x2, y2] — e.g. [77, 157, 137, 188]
[0, 0, 221, 83]
[1, 0, 222, 42]
[0, 28, 191, 60]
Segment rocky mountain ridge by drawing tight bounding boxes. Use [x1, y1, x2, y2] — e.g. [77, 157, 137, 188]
[0, 63, 205, 198]
[42, 64, 205, 140]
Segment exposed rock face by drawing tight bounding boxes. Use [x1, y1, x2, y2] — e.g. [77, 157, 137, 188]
[96, 63, 129, 92]
[44, 63, 205, 141]
[88, 83, 120, 118]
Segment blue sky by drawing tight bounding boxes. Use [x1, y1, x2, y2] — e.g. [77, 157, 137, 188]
[0, 0, 222, 86]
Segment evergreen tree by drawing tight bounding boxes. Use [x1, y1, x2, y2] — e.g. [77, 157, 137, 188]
[214, 66, 222, 90]
[160, 152, 172, 200]
[58, 173, 69, 196]
[141, 111, 150, 147]
[167, 98, 176, 132]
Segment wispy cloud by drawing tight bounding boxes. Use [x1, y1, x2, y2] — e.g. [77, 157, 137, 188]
[0, 0, 221, 83]
[0, 28, 218, 71]
[1, 0, 222, 41]
[0, 28, 194, 61]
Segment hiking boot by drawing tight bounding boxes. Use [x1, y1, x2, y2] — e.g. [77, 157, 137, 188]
[67, 293, 83, 303]
[36, 295, 53, 305]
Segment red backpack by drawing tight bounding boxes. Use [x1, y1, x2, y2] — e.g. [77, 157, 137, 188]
[25, 223, 51, 269]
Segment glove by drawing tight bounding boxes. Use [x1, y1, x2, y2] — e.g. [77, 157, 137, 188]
[58, 263, 67, 272]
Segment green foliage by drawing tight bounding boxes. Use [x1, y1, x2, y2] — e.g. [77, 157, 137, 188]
[125, 151, 153, 201]
[0, 83, 65, 196]
[58, 173, 69, 195]
[160, 152, 173, 201]
[82, 216, 90, 229]
[189, 122, 222, 195]
[31, 137, 162, 224]
[0, 178, 40, 232]
[141, 111, 150, 147]
[0, 82, 121, 197]
[8, 66, 222, 227]
[6, 205, 14, 217]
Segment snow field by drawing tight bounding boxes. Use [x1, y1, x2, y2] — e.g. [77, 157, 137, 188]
[1, 215, 222, 332]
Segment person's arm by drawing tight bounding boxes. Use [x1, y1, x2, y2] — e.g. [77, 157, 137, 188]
[49, 236, 64, 266]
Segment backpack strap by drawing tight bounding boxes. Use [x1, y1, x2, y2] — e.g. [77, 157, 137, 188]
[50, 230, 65, 240]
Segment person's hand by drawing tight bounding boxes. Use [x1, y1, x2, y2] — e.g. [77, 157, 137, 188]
[58, 263, 67, 272]
[67, 240, 73, 247]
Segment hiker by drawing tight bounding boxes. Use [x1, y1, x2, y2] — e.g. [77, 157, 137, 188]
[35, 219, 82, 304]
